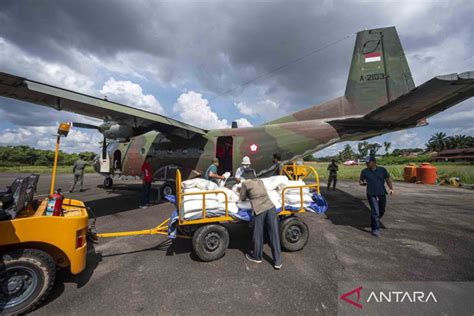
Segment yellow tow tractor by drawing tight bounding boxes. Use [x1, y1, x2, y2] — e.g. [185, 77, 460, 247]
[0, 123, 89, 315]
[97, 162, 321, 262]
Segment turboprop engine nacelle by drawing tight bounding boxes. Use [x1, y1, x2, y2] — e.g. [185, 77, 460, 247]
[102, 124, 134, 140]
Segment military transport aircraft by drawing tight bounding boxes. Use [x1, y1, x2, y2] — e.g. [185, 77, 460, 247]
[1, 26, 473, 196]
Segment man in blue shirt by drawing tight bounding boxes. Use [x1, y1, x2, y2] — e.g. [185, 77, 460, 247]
[204, 158, 225, 184]
[359, 156, 394, 237]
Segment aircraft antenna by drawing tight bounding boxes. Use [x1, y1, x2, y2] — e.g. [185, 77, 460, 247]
[208, 32, 355, 102]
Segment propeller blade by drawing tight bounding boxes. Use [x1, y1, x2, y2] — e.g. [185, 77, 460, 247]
[72, 122, 100, 130]
[102, 136, 107, 160]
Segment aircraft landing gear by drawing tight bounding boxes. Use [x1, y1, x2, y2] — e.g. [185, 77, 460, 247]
[104, 177, 113, 189]
[160, 181, 176, 199]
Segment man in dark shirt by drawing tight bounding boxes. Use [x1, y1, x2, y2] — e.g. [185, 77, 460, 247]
[327, 159, 338, 191]
[359, 156, 394, 237]
[272, 153, 283, 176]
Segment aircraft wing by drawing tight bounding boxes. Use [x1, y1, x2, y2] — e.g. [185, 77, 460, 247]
[0, 72, 206, 139]
[329, 72, 474, 135]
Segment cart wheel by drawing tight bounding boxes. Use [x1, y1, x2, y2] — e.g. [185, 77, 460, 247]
[160, 181, 176, 198]
[192, 224, 229, 262]
[280, 217, 309, 252]
[104, 177, 113, 189]
[0, 249, 55, 315]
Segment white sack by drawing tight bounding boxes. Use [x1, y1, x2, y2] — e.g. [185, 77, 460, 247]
[261, 176, 289, 190]
[181, 199, 219, 212]
[219, 202, 239, 214]
[182, 187, 218, 202]
[284, 193, 313, 204]
[237, 200, 252, 210]
[216, 187, 240, 203]
[267, 190, 282, 209]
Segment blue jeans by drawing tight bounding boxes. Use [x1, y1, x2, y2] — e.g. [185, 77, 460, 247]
[141, 182, 151, 206]
[367, 195, 386, 232]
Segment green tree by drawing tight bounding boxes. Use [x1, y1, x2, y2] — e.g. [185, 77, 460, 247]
[427, 132, 448, 151]
[339, 144, 356, 161]
[357, 141, 369, 158]
[383, 141, 391, 155]
[367, 143, 382, 156]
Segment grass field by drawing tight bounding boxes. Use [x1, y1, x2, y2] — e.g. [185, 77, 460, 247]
[1, 163, 473, 184]
[0, 165, 95, 174]
[306, 162, 474, 184]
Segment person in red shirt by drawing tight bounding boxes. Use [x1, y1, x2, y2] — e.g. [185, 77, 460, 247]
[140, 156, 153, 209]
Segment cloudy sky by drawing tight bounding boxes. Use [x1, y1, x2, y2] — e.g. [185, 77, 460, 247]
[0, 0, 472, 155]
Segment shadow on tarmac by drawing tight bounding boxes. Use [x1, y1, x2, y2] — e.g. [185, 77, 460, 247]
[87, 183, 163, 217]
[322, 188, 386, 233]
[38, 241, 102, 310]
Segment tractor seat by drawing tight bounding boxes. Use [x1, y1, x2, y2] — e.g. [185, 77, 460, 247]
[0, 177, 28, 220]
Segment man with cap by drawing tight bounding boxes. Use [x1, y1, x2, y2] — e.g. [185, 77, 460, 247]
[235, 156, 257, 183]
[204, 158, 225, 184]
[359, 156, 394, 237]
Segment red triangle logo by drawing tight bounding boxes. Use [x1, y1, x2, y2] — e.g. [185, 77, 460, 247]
[340, 286, 363, 309]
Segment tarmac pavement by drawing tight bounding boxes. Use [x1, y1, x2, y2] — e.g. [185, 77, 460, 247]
[0, 173, 473, 314]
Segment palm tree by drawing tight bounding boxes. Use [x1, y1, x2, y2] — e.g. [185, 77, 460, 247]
[448, 135, 469, 149]
[427, 132, 448, 151]
[383, 141, 391, 155]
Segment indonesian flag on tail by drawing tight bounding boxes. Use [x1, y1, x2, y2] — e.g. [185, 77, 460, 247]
[365, 52, 381, 63]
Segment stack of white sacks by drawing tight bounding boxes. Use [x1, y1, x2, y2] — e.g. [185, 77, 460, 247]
[180, 175, 314, 220]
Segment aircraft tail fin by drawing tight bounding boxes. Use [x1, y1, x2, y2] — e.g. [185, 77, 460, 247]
[344, 26, 415, 114]
[267, 26, 416, 125]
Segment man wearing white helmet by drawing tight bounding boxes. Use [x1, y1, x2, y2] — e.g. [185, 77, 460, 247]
[235, 156, 257, 183]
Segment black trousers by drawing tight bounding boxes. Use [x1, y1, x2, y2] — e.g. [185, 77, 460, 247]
[251, 207, 282, 265]
[327, 174, 337, 190]
[141, 182, 151, 206]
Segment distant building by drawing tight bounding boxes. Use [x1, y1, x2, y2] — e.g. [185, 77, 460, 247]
[432, 148, 474, 163]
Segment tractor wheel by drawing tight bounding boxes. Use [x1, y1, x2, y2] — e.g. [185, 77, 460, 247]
[160, 181, 176, 198]
[0, 249, 55, 315]
[103, 177, 113, 189]
[192, 224, 229, 262]
[279, 217, 309, 252]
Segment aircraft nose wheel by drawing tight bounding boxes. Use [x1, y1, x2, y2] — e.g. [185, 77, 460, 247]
[160, 181, 176, 199]
[103, 177, 113, 189]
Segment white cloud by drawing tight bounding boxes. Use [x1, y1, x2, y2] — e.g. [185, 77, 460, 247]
[235, 118, 253, 127]
[234, 99, 284, 120]
[174, 91, 229, 129]
[173, 91, 253, 129]
[99, 78, 163, 114]
[0, 125, 101, 153]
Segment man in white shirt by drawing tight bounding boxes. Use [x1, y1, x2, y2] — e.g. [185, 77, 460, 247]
[235, 156, 257, 183]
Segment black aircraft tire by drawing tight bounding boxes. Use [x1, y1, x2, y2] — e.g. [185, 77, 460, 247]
[160, 181, 176, 198]
[192, 224, 229, 262]
[104, 177, 113, 189]
[280, 217, 309, 252]
[0, 249, 56, 315]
